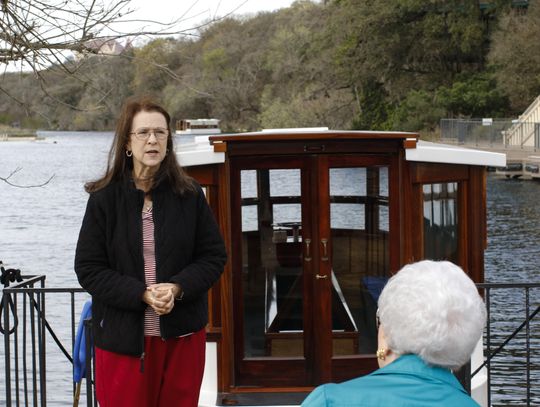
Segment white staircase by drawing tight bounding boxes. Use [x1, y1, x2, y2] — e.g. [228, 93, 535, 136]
[503, 95, 540, 148]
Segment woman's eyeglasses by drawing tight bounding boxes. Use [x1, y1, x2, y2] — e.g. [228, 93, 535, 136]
[376, 308, 381, 330]
[130, 128, 169, 140]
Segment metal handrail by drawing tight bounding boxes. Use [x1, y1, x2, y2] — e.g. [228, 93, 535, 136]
[2, 276, 90, 407]
[2, 278, 539, 406]
[475, 282, 540, 407]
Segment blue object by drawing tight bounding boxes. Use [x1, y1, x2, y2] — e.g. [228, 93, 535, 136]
[73, 300, 92, 383]
[301, 354, 479, 407]
[362, 276, 388, 303]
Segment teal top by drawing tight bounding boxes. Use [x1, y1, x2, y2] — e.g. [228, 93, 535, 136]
[302, 354, 480, 407]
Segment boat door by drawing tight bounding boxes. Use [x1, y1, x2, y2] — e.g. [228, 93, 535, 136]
[230, 153, 396, 388]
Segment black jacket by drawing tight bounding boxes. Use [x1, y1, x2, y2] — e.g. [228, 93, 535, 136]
[74, 177, 226, 356]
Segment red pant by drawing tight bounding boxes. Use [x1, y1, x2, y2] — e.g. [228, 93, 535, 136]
[94, 329, 206, 407]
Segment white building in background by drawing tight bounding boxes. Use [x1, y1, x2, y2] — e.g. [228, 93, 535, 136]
[75, 37, 132, 59]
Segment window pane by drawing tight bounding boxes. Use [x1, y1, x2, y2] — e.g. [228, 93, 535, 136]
[330, 166, 390, 357]
[240, 168, 304, 358]
[241, 170, 257, 198]
[423, 183, 458, 262]
[270, 169, 300, 196]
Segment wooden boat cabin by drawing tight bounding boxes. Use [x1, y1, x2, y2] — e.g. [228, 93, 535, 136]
[176, 129, 506, 406]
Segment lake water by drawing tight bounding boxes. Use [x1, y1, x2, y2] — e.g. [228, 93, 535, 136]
[0, 132, 539, 406]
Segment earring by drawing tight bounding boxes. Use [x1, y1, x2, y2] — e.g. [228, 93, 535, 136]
[126, 150, 133, 157]
[376, 348, 387, 361]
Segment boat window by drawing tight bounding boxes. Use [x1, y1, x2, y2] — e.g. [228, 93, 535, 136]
[270, 169, 301, 196]
[423, 182, 458, 263]
[240, 168, 304, 358]
[241, 170, 258, 198]
[330, 166, 389, 355]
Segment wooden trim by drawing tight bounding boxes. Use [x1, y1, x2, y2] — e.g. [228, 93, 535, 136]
[224, 140, 404, 157]
[314, 154, 332, 384]
[213, 142, 227, 153]
[218, 390, 311, 406]
[467, 167, 486, 283]
[403, 138, 417, 149]
[458, 180, 469, 272]
[400, 157, 417, 266]
[217, 161, 233, 392]
[184, 164, 220, 185]
[388, 152, 403, 273]
[206, 327, 222, 342]
[210, 130, 417, 144]
[410, 162, 469, 184]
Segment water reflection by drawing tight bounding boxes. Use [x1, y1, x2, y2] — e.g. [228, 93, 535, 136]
[485, 175, 540, 406]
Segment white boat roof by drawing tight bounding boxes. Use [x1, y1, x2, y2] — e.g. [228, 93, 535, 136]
[406, 140, 506, 167]
[176, 136, 225, 167]
[176, 134, 506, 168]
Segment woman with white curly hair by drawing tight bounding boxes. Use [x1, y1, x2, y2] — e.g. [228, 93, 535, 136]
[302, 260, 486, 407]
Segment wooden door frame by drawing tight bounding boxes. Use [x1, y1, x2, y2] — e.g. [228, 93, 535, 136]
[320, 154, 397, 381]
[229, 156, 313, 387]
[226, 151, 409, 389]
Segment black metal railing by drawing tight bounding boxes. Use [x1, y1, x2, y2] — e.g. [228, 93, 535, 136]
[1, 276, 94, 407]
[2, 277, 539, 406]
[474, 283, 540, 407]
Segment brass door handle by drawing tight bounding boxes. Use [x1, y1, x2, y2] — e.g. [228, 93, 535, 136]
[304, 238, 312, 262]
[321, 238, 328, 261]
[316, 274, 327, 280]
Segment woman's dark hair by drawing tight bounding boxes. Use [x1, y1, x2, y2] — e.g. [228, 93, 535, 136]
[85, 96, 195, 195]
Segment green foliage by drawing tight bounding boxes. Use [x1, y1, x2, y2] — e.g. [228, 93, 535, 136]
[436, 73, 509, 118]
[132, 38, 180, 94]
[259, 86, 354, 129]
[325, 0, 487, 99]
[389, 90, 446, 132]
[488, 0, 540, 111]
[351, 81, 392, 131]
[0, 113, 14, 125]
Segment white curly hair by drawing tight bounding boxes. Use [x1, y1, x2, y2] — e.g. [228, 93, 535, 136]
[378, 260, 486, 370]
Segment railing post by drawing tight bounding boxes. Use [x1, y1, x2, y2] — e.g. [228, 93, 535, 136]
[39, 286, 47, 407]
[3, 290, 12, 406]
[485, 287, 491, 407]
[85, 318, 93, 407]
[525, 288, 531, 407]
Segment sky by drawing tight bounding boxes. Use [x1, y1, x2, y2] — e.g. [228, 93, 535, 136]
[3, 0, 300, 72]
[118, 0, 299, 35]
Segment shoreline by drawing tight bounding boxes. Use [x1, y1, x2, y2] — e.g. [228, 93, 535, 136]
[0, 133, 41, 141]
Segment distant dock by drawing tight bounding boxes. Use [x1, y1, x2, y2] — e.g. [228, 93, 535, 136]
[434, 138, 540, 178]
[0, 130, 39, 141]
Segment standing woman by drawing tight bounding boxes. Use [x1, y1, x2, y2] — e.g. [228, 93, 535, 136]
[75, 97, 227, 407]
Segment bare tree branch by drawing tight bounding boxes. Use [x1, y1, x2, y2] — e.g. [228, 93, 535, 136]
[1, 167, 55, 188]
[0, 0, 219, 68]
[0, 0, 238, 113]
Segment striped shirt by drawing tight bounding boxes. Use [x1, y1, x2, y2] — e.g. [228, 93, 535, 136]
[142, 207, 160, 336]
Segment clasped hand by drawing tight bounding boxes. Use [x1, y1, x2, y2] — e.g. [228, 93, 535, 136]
[142, 283, 181, 316]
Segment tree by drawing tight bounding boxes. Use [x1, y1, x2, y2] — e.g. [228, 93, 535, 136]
[488, 1, 540, 112]
[132, 38, 183, 95]
[0, 0, 224, 120]
[169, 15, 275, 131]
[436, 72, 508, 118]
[326, 0, 487, 96]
